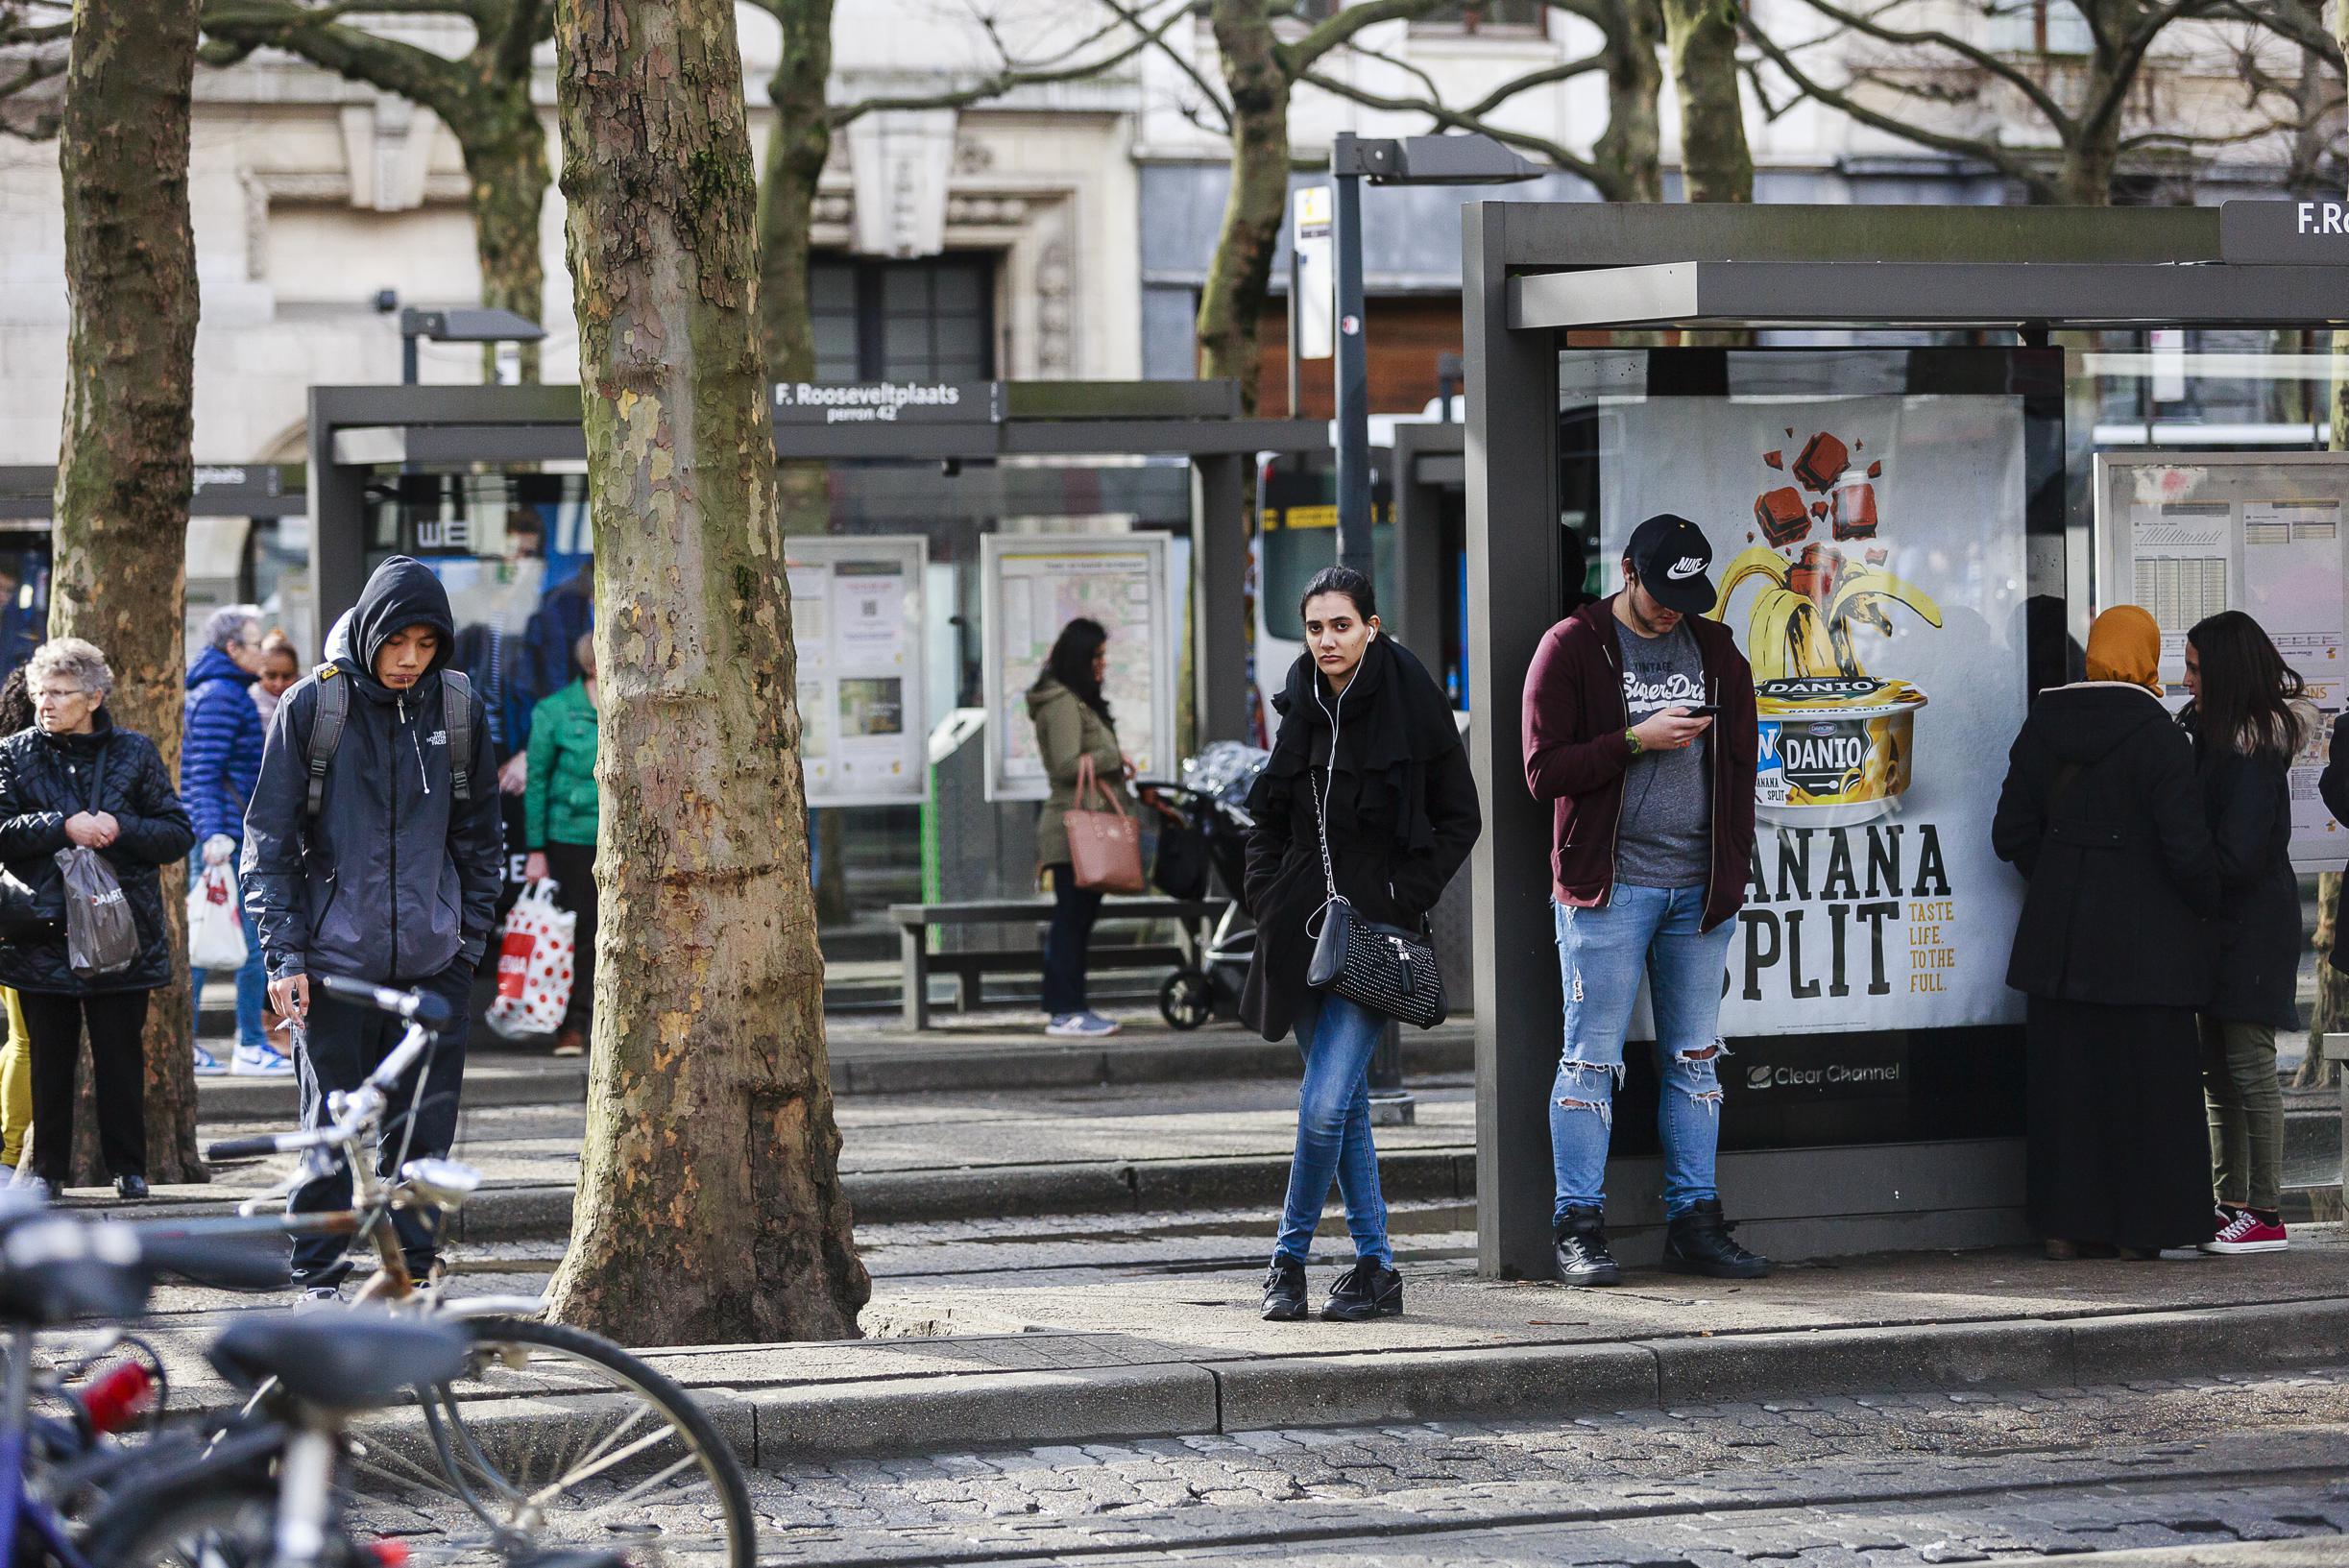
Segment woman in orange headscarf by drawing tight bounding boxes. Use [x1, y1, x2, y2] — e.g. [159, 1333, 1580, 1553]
[1991, 606, 2222, 1259]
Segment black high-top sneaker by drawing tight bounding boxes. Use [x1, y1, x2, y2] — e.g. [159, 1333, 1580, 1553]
[1262, 1256, 1307, 1321]
[1661, 1198, 1773, 1279]
[1320, 1258, 1404, 1321]
[1553, 1205, 1621, 1286]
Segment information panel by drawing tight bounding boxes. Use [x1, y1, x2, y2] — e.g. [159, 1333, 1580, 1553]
[981, 534, 1176, 803]
[2096, 451, 2349, 867]
[1604, 391, 2033, 1038]
[785, 535, 929, 808]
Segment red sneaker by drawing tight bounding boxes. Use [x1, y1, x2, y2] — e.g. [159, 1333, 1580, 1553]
[2202, 1209, 2288, 1255]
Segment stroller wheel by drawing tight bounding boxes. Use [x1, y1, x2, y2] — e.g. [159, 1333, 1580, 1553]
[1159, 969, 1214, 1030]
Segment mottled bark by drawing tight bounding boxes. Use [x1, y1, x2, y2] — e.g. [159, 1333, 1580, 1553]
[1660, 0, 1749, 202]
[1595, 0, 1664, 204]
[1195, 0, 1289, 410]
[546, 0, 866, 1343]
[50, 0, 204, 1186]
[455, 89, 550, 382]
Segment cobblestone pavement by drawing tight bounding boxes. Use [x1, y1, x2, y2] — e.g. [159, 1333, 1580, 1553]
[744, 1369, 2349, 1566]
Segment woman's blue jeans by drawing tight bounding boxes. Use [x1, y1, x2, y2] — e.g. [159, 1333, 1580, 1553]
[1548, 885, 1732, 1226]
[1273, 990, 1393, 1267]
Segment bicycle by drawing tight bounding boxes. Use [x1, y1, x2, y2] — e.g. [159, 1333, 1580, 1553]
[188, 975, 756, 1568]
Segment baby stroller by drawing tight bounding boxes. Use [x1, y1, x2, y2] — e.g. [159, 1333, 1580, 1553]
[1133, 740, 1269, 1029]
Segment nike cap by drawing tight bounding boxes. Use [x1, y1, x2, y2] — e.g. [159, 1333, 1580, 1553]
[1625, 512, 1718, 615]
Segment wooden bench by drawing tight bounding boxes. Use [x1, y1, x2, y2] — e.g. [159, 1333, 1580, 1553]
[889, 897, 1221, 1029]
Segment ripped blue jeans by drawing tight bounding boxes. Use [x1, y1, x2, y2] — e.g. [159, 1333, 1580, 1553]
[1549, 885, 1731, 1226]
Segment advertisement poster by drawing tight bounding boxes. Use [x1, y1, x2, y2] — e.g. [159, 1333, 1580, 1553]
[2097, 453, 2349, 863]
[982, 534, 1176, 802]
[783, 536, 928, 808]
[1604, 394, 2031, 1036]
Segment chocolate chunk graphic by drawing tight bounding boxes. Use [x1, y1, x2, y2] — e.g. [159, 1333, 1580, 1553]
[1795, 432, 1849, 492]
[1764, 450, 1783, 469]
[1756, 486, 1809, 546]
[1867, 460, 1883, 478]
[1832, 483, 1878, 541]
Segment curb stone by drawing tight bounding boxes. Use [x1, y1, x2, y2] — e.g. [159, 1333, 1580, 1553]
[169, 1295, 2349, 1467]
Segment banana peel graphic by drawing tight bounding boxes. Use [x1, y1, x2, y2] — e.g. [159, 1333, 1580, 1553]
[1708, 545, 1943, 683]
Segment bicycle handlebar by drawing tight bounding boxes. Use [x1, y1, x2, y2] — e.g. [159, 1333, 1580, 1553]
[313, 974, 451, 1027]
[205, 1134, 296, 1161]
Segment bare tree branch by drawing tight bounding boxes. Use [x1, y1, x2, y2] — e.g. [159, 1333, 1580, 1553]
[1281, 0, 1445, 74]
[831, 0, 1191, 126]
[1777, 0, 2071, 133]
[1297, 63, 1612, 192]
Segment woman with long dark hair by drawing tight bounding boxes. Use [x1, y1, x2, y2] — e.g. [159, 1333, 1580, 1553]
[1994, 605, 2219, 1259]
[2181, 610, 2307, 1255]
[1244, 567, 1481, 1321]
[1027, 617, 1135, 1036]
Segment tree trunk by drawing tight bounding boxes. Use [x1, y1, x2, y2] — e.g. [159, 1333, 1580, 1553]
[48, 0, 205, 1188]
[2307, 872, 2344, 1089]
[1596, 0, 1664, 204]
[457, 102, 550, 382]
[545, 0, 867, 1344]
[2057, 52, 2124, 205]
[1195, 0, 1289, 411]
[756, 0, 830, 397]
[1659, 0, 1750, 203]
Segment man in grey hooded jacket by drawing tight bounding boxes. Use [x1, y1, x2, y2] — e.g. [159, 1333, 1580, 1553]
[243, 556, 504, 1293]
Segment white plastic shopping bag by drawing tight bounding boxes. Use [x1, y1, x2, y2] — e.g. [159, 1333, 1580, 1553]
[486, 880, 576, 1040]
[185, 860, 248, 971]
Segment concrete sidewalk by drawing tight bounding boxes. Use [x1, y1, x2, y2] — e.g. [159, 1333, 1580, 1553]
[127, 1227, 2349, 1467]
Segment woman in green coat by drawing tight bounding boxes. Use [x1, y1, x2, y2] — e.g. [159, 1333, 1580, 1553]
[1027, 617, 1137, 1037]
[523, 633, 599, 1057]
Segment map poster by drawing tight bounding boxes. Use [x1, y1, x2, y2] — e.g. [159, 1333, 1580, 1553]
[981, 534, 1176, 803]
[783, 535, 928, 808]
[2096, 452, 2349, 865]
[1604, 393, 2031, 1039]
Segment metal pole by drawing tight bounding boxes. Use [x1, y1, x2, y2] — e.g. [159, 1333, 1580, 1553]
[1287, 240, 1304, 421]
[401, 332, 420, 386]
[1331, 134, 1371, 580]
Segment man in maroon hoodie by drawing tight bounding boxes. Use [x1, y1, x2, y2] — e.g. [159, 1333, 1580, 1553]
[1521, 514, 1768, 1286]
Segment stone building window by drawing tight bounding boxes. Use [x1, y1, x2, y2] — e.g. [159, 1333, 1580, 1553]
[810, 255, 996, 382]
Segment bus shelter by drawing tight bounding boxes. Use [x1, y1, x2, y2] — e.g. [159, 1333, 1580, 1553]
[1460, 202, 2349, 1272]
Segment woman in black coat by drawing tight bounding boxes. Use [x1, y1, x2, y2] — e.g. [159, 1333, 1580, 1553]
[1992, 605, 2219, 1259]
[2180, 611, 2305, 1256]
[0, 639, 194, 1199]
[1244, 567, 1481, 1324]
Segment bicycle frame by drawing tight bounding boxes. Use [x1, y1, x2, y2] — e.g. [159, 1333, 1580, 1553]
[0, 1324, 101, 1568]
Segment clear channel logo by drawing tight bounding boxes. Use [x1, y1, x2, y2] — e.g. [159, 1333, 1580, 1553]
[1744, 1059, 1903, 1091]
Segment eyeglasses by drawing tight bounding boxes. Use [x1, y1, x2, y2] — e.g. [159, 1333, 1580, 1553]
[32, 688, 89, 704]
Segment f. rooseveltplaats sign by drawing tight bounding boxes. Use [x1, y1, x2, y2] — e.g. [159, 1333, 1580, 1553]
[770, 381, 1002, 425]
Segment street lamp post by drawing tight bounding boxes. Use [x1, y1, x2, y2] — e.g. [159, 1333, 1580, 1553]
[399, 306, 548, 385]
[1325, 132, 1539, 1122]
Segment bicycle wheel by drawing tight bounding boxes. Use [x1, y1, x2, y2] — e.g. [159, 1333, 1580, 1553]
[334, 1316, 755, 1568]
[86, 1483, 360, 1568]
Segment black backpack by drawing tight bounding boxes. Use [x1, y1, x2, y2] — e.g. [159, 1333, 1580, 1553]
[303, 663, 476, 818]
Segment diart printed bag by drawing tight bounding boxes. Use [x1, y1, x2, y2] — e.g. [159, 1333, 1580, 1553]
[485, 880, 576, 1039]
[56, 743, 137, 979]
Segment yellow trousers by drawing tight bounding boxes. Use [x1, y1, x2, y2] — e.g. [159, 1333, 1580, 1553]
[1, 988, 30, 1169]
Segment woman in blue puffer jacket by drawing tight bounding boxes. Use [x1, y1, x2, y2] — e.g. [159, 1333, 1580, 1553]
[181, 606, 278, 1075]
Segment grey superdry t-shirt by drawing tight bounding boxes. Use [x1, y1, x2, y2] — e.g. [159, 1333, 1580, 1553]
[1615, 620, 1712, 889]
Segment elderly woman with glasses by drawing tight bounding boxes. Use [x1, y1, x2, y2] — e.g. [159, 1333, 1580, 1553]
[0, 639, 193, 1200]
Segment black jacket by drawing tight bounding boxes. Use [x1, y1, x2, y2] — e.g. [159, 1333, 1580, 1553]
[241, 556, 504, 985]
[1992, 683, 2219, 1009]
[0, 711, 194, 995]
[2186, 712, 2302, 1030]
[2318, 714, 2349, 977]
[1240, 638, 1481, 1042]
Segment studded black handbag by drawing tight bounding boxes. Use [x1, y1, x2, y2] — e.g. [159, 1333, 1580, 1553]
[1302, 768, 1448, 1029]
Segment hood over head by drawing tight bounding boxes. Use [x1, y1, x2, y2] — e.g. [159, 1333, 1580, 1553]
[335, 556, 454, 692]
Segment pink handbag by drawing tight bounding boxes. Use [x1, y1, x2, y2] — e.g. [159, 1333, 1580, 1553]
[1063, 756, 1145, 893]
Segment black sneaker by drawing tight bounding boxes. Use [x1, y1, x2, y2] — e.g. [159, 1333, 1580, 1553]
[1553, 1206, 1622, 1286]
[1261, 1256, 1307, 1321]
[1662, 1198, 1772, 1279]
[1320, 1258, 1403, 1321]
[111, 1174, 149, 1201]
